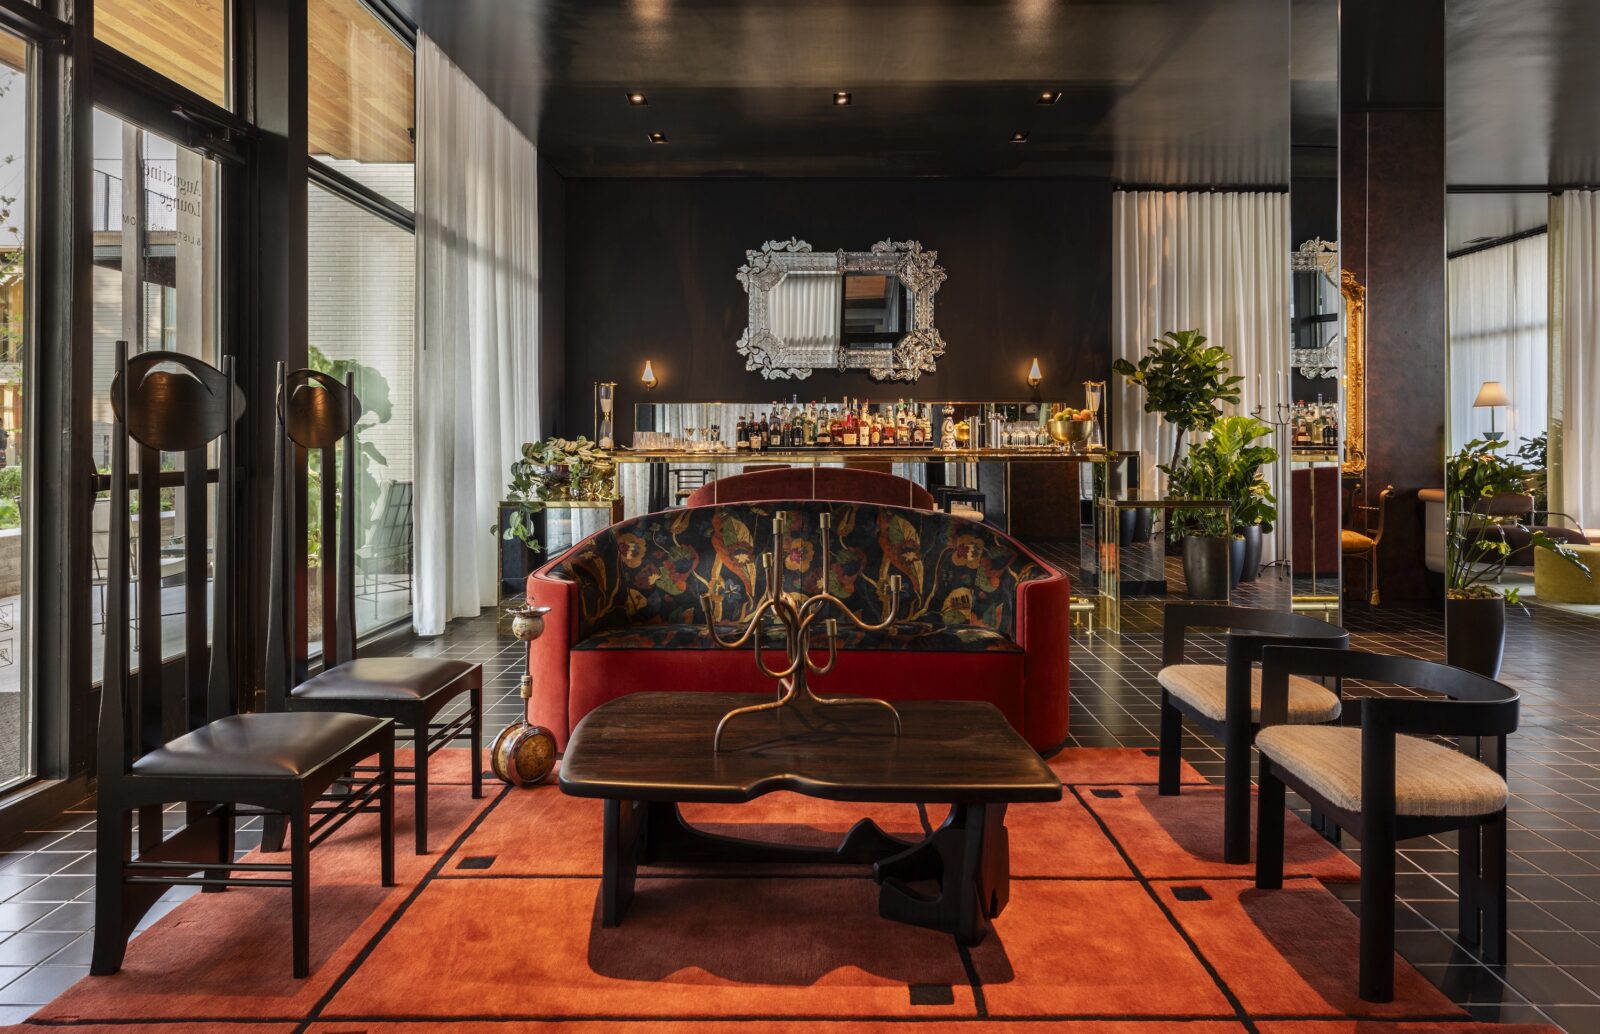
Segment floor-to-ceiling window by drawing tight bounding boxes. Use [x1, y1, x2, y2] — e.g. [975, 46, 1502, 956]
[0, 27, 30, 789]
[89, 110, 223, 672]
[307, 0, 416, 637]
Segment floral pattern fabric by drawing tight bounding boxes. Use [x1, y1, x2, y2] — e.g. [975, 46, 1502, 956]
[551, 502, 1051, 647]
[571, 621, 1021, 653]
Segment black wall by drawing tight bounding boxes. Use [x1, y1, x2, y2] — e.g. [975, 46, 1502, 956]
[554, 177, 1113, 442]
[537, 157, 567, 438]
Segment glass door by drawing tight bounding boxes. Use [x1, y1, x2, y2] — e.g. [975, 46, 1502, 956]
[91, 109, 221, 673]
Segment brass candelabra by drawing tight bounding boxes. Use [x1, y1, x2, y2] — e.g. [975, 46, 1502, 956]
[702, 510, 903, 751]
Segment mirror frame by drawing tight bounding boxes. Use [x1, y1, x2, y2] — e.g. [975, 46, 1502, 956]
[1341, 269, 1367, 474]
[735, 238, 947, 381]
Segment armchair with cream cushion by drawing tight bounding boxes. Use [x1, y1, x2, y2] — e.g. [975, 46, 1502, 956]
[1156, 604, 1349, 865]
[1254, 646, 1517, 1003]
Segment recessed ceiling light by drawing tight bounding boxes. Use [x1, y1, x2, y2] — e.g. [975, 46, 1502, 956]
[1037, 90, 1061, 105]
[626, 90, 648, 106]
[647, 132, 668, 144]
[1010, 131, 1029, 143]
[834, 91, 852, 106]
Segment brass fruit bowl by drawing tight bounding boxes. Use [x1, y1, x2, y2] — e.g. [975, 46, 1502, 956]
[1047, 415, 1094, 447]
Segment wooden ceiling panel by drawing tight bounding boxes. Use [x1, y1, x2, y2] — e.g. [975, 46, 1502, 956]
[95, 0, 413, 166]
[96, 0, 229, 106]
[309, 0, 414, 165]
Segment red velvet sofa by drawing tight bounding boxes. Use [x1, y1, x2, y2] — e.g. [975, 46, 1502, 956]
[526, 501, 1071, 752]
[684, 466, 936, 509]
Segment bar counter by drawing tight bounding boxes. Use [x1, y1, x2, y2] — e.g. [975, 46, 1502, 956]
[611, 446, 1136, 464]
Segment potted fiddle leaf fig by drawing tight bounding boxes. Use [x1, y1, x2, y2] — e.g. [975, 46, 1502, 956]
[1112, 329, 1244, 469]
[1446, 437, 1591, 676]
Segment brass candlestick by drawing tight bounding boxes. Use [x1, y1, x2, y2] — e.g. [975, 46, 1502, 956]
[702, 510, 903, 750]
[490, 603, 557, 786]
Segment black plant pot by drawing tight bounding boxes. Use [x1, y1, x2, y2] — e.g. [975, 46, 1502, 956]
[1237, 525, 1263, 583]
[1183, 535, 1232, 600]
[1119, 508, 1138, 547]
[1228, 536, 1247, 587]
[1446, 595, 1507, 678]
[1132, 507, 1155, 544]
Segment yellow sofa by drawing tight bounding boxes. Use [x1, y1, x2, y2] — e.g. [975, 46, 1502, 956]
[1534, 543, 1600, 604]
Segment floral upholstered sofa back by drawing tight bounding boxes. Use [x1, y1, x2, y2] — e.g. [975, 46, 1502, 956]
[552, 502, 1051, 644]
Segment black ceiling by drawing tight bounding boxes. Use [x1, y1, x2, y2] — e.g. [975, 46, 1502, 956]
[392, 0, 1301, 183]
[1446, 0, 1600, 188]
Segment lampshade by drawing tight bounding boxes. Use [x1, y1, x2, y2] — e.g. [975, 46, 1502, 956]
[1027, 357, 1042, 387]
[641, 359, 658, 390]
[1473, 381, 1509, 408]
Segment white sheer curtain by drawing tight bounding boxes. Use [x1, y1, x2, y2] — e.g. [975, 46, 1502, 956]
[769, 273, 841, 363]
[1447, 234, 1548, 453]
[1551, 191, 1600, 530]
[1112, 190, 1290, 557]
[413, 35, 540, 635]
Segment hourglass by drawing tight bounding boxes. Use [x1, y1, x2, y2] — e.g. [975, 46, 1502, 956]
[1083, 380, 1106, 451]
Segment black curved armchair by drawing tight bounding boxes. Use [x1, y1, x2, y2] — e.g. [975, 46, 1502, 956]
[1255, 647, 1517, 1003]
[1158, 604, 1350, 863]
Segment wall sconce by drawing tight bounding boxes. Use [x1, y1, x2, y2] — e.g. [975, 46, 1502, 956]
[1027, 357, 1042, 388]
[641, 359, 658, 391]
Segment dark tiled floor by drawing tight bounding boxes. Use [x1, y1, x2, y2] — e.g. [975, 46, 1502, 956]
[0, 586, 1595, 1030]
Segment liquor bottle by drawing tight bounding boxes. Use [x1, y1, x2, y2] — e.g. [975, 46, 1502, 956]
[868, 409, 882, 447]
[842, 401, 859, 447]
[735, 413, 747, 448]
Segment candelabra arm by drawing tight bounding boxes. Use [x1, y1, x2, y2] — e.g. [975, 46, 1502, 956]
[804, 617, 839, 676]
[803, 575, 902, 632]
[753, 600, 802, 679]
[701, 592, 776, 650]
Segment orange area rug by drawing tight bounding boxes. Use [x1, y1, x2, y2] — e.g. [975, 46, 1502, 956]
[3, 748, 1555, 1033]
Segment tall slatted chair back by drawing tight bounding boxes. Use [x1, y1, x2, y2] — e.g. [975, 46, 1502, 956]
[99, 342, 243, 780]
[265, 365, 360, 708]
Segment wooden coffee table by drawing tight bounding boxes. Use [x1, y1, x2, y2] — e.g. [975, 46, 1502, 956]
[558, 691, 1062, 945]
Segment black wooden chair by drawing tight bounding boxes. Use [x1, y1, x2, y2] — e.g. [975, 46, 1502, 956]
[93, 344, 395, 979]
[263, 365, 483, 855]
[1157, 603, 1349, 863]
[1254, 646, 1516, 1002]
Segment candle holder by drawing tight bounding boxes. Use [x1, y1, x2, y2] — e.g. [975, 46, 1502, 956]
[490, 603, 557, 786]
[701, 510, 903, 751]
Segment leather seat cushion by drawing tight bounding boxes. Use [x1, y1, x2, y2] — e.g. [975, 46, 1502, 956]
[1157, 663, 1342, 724]
[132, 712, 387, 779]
[1341, 529, 1375, 553]
[291, 657, 478, 702]
[1256, 725, 1508, 818]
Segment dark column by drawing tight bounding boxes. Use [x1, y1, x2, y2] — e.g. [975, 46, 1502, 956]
[1340, 0, 1446, 606]
[235, 0, 309, 697]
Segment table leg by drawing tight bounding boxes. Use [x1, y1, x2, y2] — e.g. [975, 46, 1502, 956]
[601, 798, 647, 927]
[874, 802, 1009, 946]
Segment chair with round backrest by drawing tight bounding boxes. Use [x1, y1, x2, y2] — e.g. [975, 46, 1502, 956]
[261, 364, 483, 855]
[1157, 603, 1350, 864]
[1254, 646, 1517, 1003]
[93, 343, 396, 979]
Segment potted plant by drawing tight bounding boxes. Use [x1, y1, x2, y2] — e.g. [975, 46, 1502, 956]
[1211, 416, 1278, 583]
[1446, 437, 1590, 676]
[493, 436, 620, 596]
[1112, 329, 1244, 469]
[1161, 415, 1278, 597]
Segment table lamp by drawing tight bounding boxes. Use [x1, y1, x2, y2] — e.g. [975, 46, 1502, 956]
[1473, 380, 1509, 441]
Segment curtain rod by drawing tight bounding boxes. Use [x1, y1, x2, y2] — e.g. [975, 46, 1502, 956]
[1112, 183, 1290, 194]
[1447, 225, 1548, 260]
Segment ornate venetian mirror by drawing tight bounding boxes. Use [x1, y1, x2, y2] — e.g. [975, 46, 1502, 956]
[735, 238, 947, 381]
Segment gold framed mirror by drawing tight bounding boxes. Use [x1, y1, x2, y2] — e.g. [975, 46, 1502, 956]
[1341, 270, 1366, 473]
